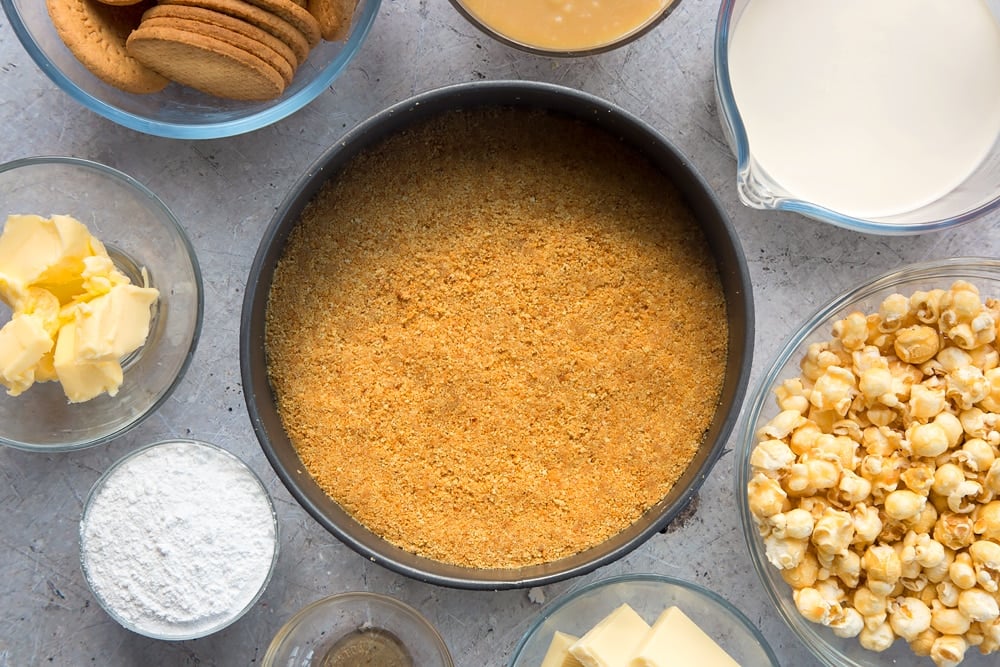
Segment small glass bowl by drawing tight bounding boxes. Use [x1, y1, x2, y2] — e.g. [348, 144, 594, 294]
[1, 0, 381, 139]
[80, 439, 279, 641]
[508, 573, 778, 666]
[736, 258, 1000, 666]
[448, 0, 682, 57]
[263, 592, 454, 667]
[0, 157, 202, 451]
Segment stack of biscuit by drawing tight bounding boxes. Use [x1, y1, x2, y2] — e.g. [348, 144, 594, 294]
[46, 0, 356, 100]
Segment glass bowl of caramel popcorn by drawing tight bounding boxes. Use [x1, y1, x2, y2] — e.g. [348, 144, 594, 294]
[738, 258, 1000, 666]
[0, 156, 202, 451]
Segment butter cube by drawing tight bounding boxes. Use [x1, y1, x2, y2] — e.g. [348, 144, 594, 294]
[0, 214, 95, 301]
[54, 321, 123, 403]
[72, 283, 159, 362]
[541, 631, 584, 667]
[0, 313, 55, 396]
[629, 606, 739, 667]
[569, 604, 650, 667]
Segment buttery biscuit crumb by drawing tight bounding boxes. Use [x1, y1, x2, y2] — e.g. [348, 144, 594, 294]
[265, 108, 729, 569]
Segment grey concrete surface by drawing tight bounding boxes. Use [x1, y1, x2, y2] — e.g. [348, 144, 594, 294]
[0, 1, 998, 665]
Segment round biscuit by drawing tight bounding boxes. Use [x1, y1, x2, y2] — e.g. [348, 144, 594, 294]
[238, 0, 321, 47]
[141, 4, 299, 72]
[307, 0, 357, 42]
[45, 0, 168, 94]
[140, 16, 295, 85]
[157, 0, 312, 64]
[126, 25, 286, 100]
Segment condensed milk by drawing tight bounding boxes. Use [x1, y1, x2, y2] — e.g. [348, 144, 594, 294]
[455, 0, 676, 52]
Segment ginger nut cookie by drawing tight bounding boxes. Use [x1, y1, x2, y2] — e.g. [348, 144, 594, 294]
[140, 16, 295, 85]
[141, 4, 299, 73]
[45, 0, 168, 94]
[126, 25, 285, 100]
[158, 0, 312, 64]
[307, 0, 357, 42]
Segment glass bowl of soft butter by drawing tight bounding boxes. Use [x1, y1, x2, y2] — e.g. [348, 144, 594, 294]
[0, 156, 202, 451]
[509, 573, 778, 667]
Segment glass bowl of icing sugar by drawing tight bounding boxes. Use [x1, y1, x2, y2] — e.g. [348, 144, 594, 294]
[715, 0, 1000, 234]
[79, 439, 279, 640]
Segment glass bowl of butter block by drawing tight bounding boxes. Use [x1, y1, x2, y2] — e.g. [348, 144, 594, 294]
[0, 156, 202, 451]
[509, 573, 778, 667]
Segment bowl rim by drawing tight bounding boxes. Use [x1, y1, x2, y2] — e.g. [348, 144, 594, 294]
[713, 0, 997, 234]
[263, 591, 454, 667]
[0, 0, 382, 139]
[735, 256, 1000, 666]
[506, 572, 781, 666]
[79, 438, 280, 641]
[446, 0, 683, 57]
[240, 79, 754, 590]
[0, 155, 204, 452]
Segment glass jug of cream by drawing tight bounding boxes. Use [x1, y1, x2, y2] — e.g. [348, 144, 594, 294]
[715, 0, 1000, 234]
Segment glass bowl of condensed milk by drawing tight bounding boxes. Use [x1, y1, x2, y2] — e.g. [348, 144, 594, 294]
[715, 0, 1000, 234]
[449, 0, 682, 56]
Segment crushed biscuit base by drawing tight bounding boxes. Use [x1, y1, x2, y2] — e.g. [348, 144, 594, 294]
[265, 108, 728, 569]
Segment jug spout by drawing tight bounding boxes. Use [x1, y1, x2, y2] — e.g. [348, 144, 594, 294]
[736, 158, 784, 211]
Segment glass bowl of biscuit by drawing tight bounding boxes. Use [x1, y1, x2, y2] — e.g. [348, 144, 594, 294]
[738, 258, 1000, 666]
[1, 0, 380, 139]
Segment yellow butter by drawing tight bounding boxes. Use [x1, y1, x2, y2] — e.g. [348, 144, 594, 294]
[0, 214, 158, 401]
[0, 214, 96, 303]
[72, 283, 158, 362]
[53, 321, 124, 403]
[569, 604, 651, 667]
[541, 631, 584, 667]
[629, 606, 740, 667]
[0, 313, 55, 396]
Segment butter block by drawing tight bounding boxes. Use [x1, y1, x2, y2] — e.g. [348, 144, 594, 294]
[0, 214, 95, 302]
[569, 604, 651, 667]
[54, 321, 124, 403]
[629, 606, 739, 667]
[0, 313, 55, 396]
[541, 631, 584, 667]
[0, 214, 159, 402]
[72, 283, 159, 362]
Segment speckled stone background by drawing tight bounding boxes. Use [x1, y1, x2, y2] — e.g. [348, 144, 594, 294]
[0, 1, 998, 665]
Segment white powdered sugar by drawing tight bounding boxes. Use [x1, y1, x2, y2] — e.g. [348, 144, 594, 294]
[80, 440, 277, 639]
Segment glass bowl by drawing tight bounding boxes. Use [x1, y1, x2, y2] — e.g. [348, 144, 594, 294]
[0, 156, 202, 451]
[1, 0, 380, 139]
[241, 80, 754, 589]
[736, 258, 1000, 666]
[714, 0, 1000, 235]
[262, 592, 453, 667]
[79, 439, 279, 640]
[508, 573, 779, 666]
[448, 0, 682, 57]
